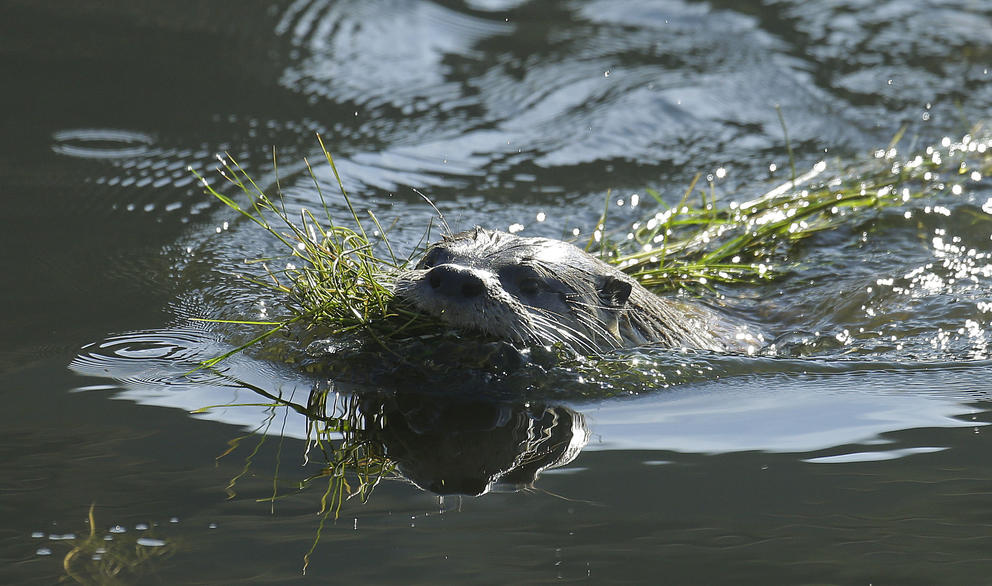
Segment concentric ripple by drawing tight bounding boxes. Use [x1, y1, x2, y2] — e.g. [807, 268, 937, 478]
[52, 128, 155, 160]
[71, 329, 226, 386]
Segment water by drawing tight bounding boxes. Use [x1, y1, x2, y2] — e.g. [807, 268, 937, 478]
[4, 1, 992, 583]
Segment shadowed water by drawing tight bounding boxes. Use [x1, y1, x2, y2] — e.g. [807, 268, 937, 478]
[4, 0, 992, 584]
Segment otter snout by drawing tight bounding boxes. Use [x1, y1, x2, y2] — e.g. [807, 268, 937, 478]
[426, 264, 486, 300]
[394, 259, 533, 343]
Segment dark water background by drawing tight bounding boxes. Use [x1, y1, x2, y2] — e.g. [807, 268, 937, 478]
[4, 1, 992, 583]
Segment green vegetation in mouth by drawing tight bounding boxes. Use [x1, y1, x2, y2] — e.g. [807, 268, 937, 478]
[189, 128, 992, 365]
[188, 137, 450, 369]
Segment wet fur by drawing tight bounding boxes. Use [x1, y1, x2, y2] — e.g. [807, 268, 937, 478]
[394, 228, 736, 353]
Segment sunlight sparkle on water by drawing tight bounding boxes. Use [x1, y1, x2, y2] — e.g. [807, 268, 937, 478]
[48, 533, 75, 540]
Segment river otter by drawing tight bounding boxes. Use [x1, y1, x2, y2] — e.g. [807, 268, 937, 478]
[394, 228, 753, 353]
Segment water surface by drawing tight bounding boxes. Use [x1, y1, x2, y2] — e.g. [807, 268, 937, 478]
[4, 1, 992, 583]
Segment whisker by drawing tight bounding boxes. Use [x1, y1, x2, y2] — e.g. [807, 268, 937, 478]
[571, 313, 622, 349]
[526, 309, 601, 354]
[529, 300, 619, 347]
[524, 313, 573, 346]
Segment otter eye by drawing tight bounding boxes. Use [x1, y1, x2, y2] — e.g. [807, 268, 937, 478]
[518, 277, 541, 295]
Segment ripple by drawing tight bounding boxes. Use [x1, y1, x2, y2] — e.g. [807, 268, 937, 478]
[770, 0, 992, 128]
[70, 327, 318, 437]
[70, 329, 225, 386]
[584, 360, 992, 457]
[275, 0, 512, 109]
[52, 128, 155, 159]
[574, 0, 750, 30]
[803, 446, 948, 464]
[782, 203, 992, 360]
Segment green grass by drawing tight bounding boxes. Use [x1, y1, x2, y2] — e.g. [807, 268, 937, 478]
[190, 129, 992, 364]
[188, 138, 448, 368]
[597, 128, 992, 291]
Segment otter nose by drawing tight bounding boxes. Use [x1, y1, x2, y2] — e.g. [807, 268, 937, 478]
[427, 264, 486, 299]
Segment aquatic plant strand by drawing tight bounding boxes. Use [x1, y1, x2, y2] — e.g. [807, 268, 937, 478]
[609, 132, 992, 291]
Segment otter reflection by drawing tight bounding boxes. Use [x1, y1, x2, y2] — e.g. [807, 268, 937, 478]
[358, 393, 587, 495]
[229, 367, 587, 497]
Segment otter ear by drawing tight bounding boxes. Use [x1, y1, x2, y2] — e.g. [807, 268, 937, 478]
[599, 275, 632, 308]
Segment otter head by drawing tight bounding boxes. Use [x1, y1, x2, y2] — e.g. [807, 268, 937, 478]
[393, 228, 635, 352]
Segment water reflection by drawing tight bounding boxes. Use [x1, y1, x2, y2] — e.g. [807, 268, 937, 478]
[584, 365, 987, 459]
[70, 330, 991, 501]
[71, 333, 587, 496]
[337, 390, 588, 496]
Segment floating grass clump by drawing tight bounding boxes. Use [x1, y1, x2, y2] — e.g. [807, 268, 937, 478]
[600, 129, 992, 291]
[192, 130, 992, 361]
